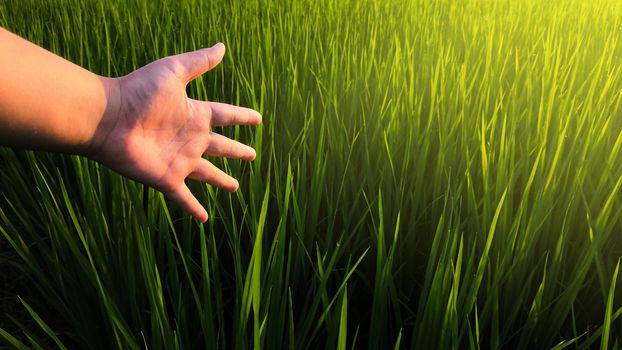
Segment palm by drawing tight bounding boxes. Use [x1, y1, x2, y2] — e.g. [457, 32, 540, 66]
[91, 43, 261, 222]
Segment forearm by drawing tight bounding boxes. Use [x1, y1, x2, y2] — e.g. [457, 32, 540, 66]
[0, 27, 115, 155]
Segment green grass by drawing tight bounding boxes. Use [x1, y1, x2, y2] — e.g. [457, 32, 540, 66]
[2, 0, 622, 348]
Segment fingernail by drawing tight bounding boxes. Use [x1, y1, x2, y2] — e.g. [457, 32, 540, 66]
[212, 42, 225, 50]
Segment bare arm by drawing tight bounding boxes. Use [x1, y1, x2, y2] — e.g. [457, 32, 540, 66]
[0, 27, 261, 222]
[0, 27, 112, 153]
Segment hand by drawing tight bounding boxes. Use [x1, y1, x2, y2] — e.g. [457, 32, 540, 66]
[89, 43, 261, 222]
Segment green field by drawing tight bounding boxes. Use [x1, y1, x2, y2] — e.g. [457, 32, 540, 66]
[2, 0, 622, 348]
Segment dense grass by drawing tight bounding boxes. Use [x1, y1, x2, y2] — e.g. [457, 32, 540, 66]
[2, 0, 622, 348]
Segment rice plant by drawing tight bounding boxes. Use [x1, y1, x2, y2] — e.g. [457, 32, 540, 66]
[2, 0, 622, 348]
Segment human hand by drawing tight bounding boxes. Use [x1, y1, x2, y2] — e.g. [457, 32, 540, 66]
[88, 43, 261, 222]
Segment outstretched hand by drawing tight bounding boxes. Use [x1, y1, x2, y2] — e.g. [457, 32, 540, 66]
[88, 43, 261, 222]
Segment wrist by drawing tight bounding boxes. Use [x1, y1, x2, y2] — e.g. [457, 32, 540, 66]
[82, 76, 122, 159]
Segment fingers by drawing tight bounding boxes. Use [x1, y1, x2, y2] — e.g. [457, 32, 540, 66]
[209, 102, 262, 126]
[175, 43, 226, 82]
[205, 132, 256, 160]
[188, 100, 262, 126]
[169, 159, 239, 221]
[168, 184, 209, 223]
[188, 159, 239, 192]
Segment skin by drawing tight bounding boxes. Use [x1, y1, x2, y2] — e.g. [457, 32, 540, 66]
[0, 27, 261, 222]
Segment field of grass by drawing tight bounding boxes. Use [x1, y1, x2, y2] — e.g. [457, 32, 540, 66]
[2, 0, 622, 348]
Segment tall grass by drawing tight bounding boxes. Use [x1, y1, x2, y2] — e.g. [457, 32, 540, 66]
[2, 0, 622, 348]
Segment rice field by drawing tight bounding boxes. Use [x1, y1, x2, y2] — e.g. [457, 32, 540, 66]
[2, 0, 622, 348]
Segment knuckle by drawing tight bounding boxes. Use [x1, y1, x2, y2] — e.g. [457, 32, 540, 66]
[223, 140, 233, 156]
[246, 109, 255, 123]
[230, 110, 239, 124]
[164, 57, 185, 77]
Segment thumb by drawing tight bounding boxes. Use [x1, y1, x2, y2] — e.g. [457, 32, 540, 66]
[176, 42, 225, 83]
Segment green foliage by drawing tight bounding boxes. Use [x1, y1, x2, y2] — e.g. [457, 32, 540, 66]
[2, 0, 622, 348]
